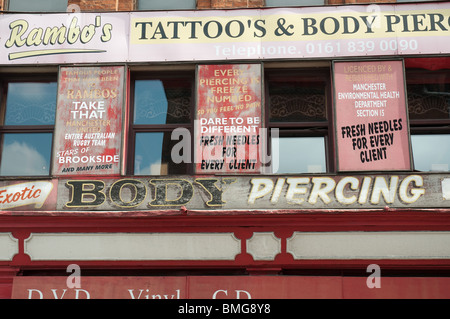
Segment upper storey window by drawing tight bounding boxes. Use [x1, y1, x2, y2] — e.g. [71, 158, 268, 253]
[0, 79, 57, 176]
[137, 0, 196, 10]
[266, 68, 331, 174]
[265, 0, 324, 7]
[129, 73, 194, 176]
[406, 57, 450, 172]
[7, 0, 68, 12]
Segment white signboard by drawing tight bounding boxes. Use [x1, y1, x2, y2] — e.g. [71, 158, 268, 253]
[1, 3, 450, 64]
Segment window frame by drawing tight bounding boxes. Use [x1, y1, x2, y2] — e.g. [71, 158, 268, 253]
[265, 0, 325, 7]
[406, 68, 450, 130]
[6, 0, 68, 12]
[264, 67, 335, 174]
[127, 71, 195, 176]
[0, 73, 58, 177]
[137, 0, 197, 11]
[405, 65, 450, 172]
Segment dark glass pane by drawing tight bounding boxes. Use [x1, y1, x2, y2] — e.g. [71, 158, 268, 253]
[266, 0, 323, 6]
[138, 0, 196, 10]
[407, 82, 450, 120]
[406, 69, 450, 120]
[412, 134, 450, 172]
[5, 82, 57, 125]
[0, 133, 52, 176]
[268, 78, 327, 122]
[271, 136, 326, 173]
[134, 80, 191, 125]
[9, 0, 68, 12]
[134, 132, 187, 175]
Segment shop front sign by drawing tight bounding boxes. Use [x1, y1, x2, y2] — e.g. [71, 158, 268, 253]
[54, 174, 448, 211]
[0, 175, 448, 212]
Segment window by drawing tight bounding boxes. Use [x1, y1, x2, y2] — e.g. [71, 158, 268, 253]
[397, 0, 447, 2]
[0, 79, 57, 176]
[265, 0, 324, 7]
[273, 136, 327, 174]
[405, 59, 450, 172]
[128, 73, 194, 175]
[7, 0, 68, 12]
[266, 68, 332, 174]
[411, 135, 450, 171]
[137, 0, 196, 10]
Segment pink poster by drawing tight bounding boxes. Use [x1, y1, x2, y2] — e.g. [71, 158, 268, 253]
[334, 60, 411, 171]
[52, 66, 125, 176]
[195, 64, 262, 174]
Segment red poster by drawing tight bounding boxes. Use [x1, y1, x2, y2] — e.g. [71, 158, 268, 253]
[52, 66, 125, 176]
[334, 60, 411, 171]
[195, 64, 262, 174]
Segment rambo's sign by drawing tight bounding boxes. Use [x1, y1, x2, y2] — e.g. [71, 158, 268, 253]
[54, 174, 450, 211]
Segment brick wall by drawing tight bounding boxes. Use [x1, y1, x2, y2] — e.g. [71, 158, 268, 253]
[0, 0, 402, 12]
[202, 0, 397, 9]
[210, 0, 265, 8]
[67, 0, 402, 12]
[334, 0, 396, 3]
[68, 0, 135, 11]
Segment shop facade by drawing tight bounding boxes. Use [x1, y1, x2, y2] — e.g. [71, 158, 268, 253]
[1, 1, 450, 299]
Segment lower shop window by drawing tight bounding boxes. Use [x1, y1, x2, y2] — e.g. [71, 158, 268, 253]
[134, 132, 189, 175]
[0, 133, 53, 176]
[411, 134, 450, 171]
[272, 135, 326, 174]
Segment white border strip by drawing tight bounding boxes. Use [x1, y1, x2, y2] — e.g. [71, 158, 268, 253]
[25, 233, 241, 261]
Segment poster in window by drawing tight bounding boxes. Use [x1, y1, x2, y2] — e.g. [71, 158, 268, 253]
[52, 66, 125, 176]
[333, 60, 412, 171]
[195, 64, 262, 174]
